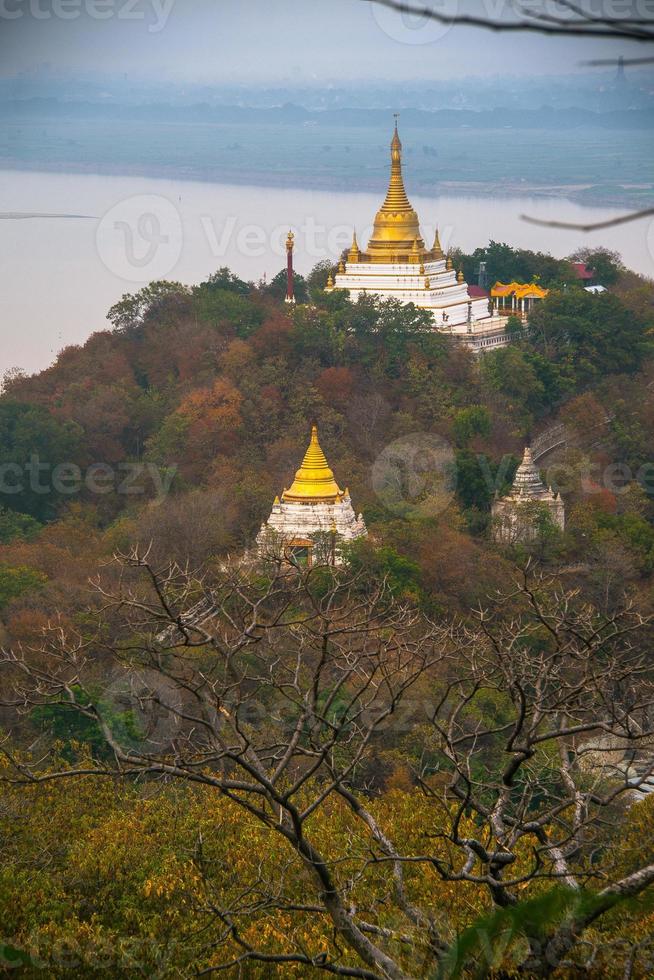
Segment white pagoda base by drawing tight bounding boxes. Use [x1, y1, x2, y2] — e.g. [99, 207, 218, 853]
[257, 496, 367, 566]
[331, 259, 510, 352]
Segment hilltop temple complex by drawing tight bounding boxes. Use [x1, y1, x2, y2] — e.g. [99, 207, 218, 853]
[257, 425, 367, 566]
[324, 122, 510, 352]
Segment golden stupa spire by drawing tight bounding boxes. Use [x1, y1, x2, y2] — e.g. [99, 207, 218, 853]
[365, 118, 425, 262]
[347, 230, 360, 263]
[380, 118, 413, 212]
[432, 228, 443, 258]
[282, 425, 344, 503]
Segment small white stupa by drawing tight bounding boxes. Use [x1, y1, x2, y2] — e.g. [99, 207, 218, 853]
[256, 425, 367, 566]
[492, 447, 564, 543]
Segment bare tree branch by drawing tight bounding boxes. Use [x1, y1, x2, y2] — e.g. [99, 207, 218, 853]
[521, 207, 654, 232]
[363, 0, 654, 41]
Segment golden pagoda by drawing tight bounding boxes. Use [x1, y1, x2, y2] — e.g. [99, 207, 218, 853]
[365, 122, 426, 262]
[282, 425, 344, 503]
[327, 120, 510, 353]
[257, 425, 367, 566]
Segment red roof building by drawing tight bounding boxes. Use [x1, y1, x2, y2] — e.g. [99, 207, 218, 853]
[571, 262, 594, 281]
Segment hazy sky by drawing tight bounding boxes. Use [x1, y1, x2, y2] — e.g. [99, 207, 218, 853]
[0, 0, 645, 83]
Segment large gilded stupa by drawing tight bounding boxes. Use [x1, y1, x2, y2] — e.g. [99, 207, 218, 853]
[326, 122, 508, 352]
[257, 426, 367, 566]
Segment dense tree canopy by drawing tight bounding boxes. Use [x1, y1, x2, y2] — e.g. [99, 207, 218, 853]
[452, 240, 575, 288]
[2, 246, 654, 976]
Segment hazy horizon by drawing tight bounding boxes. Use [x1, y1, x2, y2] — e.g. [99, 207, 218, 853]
[1, 0, 648, 84]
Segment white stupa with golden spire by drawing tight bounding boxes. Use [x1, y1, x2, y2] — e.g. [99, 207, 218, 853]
[257, 425, 367, 566]
[326, 121, 509, 352]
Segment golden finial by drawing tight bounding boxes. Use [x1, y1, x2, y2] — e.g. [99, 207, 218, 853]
[385, 121, 410, 211]
[457, 269, 464, 284]
[432, 228, 443, 258]
[446, 255, 453, 271]
[338, 259, 345, 274]
[392, 113, 401, 149]
[326, 272, 334, 289]
[425, 276, 431, 289]
[347, 230, 360, 264]
[409, 236, 422, 264]
[285, 230, 294, 252]
[282, 425, 344, 503]
[419, 262, 425, 275]
[273, 495, 280, 505]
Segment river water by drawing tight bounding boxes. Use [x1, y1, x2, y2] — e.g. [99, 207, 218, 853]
[1, 168, 652, 376]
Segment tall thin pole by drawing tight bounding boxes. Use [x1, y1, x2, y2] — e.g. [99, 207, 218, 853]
[285, 230, 295, 304]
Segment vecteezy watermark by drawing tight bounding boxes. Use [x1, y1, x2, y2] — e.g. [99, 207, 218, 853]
[369, 0, 459, 44]
[102, 667, 184, 754]
[0, 458, 177, 498]
[372, 433, 456, 519]
[0, 0, 175, 32]
[372, 433, 654, 521]
[201, 217, 456, 261]
[96, 194, 182, 282]
[95, 193, 457, 276]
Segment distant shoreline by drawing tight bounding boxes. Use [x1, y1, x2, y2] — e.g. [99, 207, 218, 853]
[0, 157, 644, 210]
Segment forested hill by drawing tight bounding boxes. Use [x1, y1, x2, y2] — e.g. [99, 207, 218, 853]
[1, 242, 654, 628]
[3, 242, 654, 977]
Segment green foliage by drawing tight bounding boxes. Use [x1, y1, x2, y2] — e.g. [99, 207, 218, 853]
[306, 259, 337, 300]
[194, 287, 264, 338]
[0, 507, 41, 544]
[0, 402, 83, 520]
[30, 684, 146, 762]
[454, 240, 574, 289]
[107, 281, 190, 333]
[481, 345, 570, 421]
[344, 295, 447, 377]
[346, 539, 424, 603]
[452, 405, 491, 448]
[0, 564, 47, 611]
[145, 412, 190, 469]
[438, 886, 611, 979]
[569, 246, 623, 286]
[529, 290, 651, 386]
[453, 451, 496, 513]
[264, 267, 309, 304]
[505, 314, 524, 338]
[197, 266, 251, 295]
[594, 510, 654, 573]
[0, 944, 39, 969]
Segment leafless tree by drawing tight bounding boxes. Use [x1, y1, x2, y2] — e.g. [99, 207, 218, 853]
[2, 554, 654, 976]
[365, 0, 654, 42]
